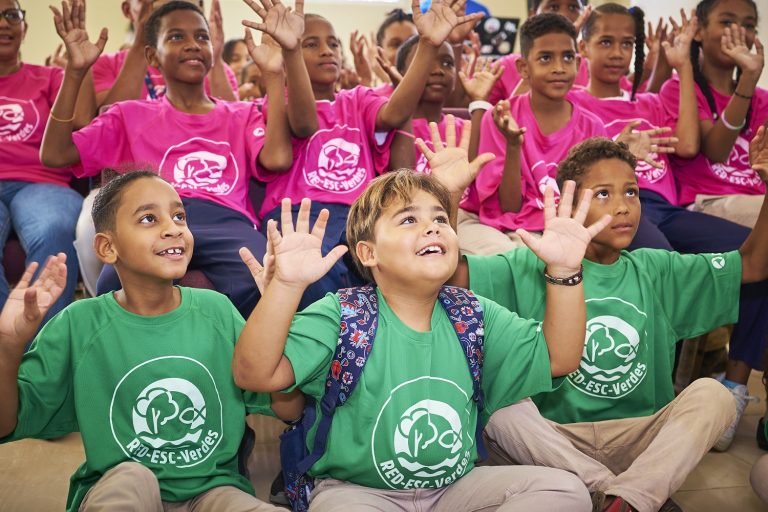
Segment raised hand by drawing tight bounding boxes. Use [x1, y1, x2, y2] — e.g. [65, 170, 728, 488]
[721, 24, 764, 79]
[242, 0, 304, 52]
[446, 0, 479, 45]
[412, 0, 483, 48]
[617, 121, 678, 169]
[45, 44, 68, 68]
[517, 182, 611, 275]
[663, 9, 696, 70]
[376, 46, 403, 86]
[244, 29, 284, 75]
[493, 100, 526, 146]
[209, 0, 225, 62]
[0, 254, 67, 347]
[240, 229, 275, 295]
[50, 0, 108, 73]
[750, 125, 768, 178]
[241, 198, 348, 290]
[459, 56, 504, 101]
[572, 4, 593, 34]
[415, 115, 495, 195]
[350, 30, 374, 87]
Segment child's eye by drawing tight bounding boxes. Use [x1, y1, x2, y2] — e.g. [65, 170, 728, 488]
[303, 41, 317, 48]
[173, 212, 186, 222]
[563, 53, 575, 62]
[442, 58, 455, 68]
[434, 215, 449, 224]
[744, 24, 757, 32]
[329, 41, 340, 48]
[139, 214, 156, 224]
[400, 215, 416, 225]
[626, 188, 638, 197]
[599, 39, 611, 47]
[595, 190, 609, 199]
[568, 4, 581, 12]
[538, 55, 552, 63]
[621, 41, 634, 49]
[197, 33, 210, 41]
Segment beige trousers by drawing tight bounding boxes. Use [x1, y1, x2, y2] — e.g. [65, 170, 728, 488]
[690, 194, 764, 228]
[457, 209, 527, 256]
[750, 454, 768, 504]
[484, 378, 735, 512]
[79, 462, 281, 512]
[309, 465, 591, 511]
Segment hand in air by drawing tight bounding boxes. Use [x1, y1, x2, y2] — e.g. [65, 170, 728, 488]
[618, 121, 678, 169]
[244, 30, 284, 75]
[517, 182, 611, 276]
[721, 23, 764, 79]
[749, 125, 768, 180]
[412, 0, 483, 48]
[493, 100, 525, 146]
[242, 0, 305, 52]
[459, 56, 504, 102]
[50, 0, 108, 72]
[663, 9, 697, 70]
[240, 198, 348, 290]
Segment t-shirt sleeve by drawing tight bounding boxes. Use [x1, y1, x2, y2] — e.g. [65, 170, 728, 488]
[466, 248, 544, 314]
[640, 249, 742, 341]
[479, 296, 554, 420]
[245, 102, 268, 178]
[282, 294, 339, 399]
[72, 104, 131, 177]
[1, 311, 77, 443]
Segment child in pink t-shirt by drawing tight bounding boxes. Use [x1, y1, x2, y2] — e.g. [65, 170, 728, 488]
[659, 0, 766, 230]
[40, 0, 304, 318]
[256, 2, 483, 309]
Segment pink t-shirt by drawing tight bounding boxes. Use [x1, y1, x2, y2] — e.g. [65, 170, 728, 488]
[0, 63, 77, 187]
[411, 115, 466, 174]
[659, 76, 768, 204]
[570, 88, 678, 204]
[488, 53, 590, 105]
[373, 83, 395, 98]
[462, 92, 607, 232]
[72, 96, 266, 223]
[255, 86, 392, 218]
[93, 50, 239, 100]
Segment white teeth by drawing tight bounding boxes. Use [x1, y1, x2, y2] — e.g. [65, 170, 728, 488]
[417, 245, 443, 256]
[160, 248, 183, 255]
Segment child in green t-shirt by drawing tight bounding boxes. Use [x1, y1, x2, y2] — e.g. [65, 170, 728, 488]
[0, 171, 300, 511]
[450, 131, 768, 512]
[232, 117, 614, 510]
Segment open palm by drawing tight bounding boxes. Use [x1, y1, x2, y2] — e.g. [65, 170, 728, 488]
[242, 0, 304, 51]
[244, 30, 284, 74]
[0, 255, 67, 347]
[663, 10, 697, 70]
[412, 0, 482, 47]
[50, 0, 108, 72]
[721, 25, 764, 77]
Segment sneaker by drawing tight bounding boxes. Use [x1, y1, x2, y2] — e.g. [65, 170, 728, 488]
[713, 384, 759, 452]
[269, 471, 290, 506]
[603, 496, 637, 512]
[758, 417, 768, 451]
[659, 497, 683, 511]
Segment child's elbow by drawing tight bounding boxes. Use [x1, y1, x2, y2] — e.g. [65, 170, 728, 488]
[0, 418, 17, 439]
[674, 141, 700, 159]
[291, 120, 318, 139]
[258, 150, 293, 174]
[550, 357, 580, 377]
[40, 150, 65, 169]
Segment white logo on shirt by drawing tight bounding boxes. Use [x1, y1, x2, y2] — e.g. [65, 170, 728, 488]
[0, 98, 39, 142]
[710, 135, 762, 188]
[304, 126, 368, 194]
[373, 377, 473, 490]
[111, 356, 224, 469]
[159, 138, 239, 196]
[711, 255, 726, 269]
[568, 298, 648, 399]
[530, 164, 560, 209]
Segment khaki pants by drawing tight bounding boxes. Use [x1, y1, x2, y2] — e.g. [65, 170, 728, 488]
[750, 454, 768, 504]
[690, 194, 764, 228]
[309, 465, 591, 511]
[79, 462, 281, 512]
[457, 209, 527, 256]
[484, 378, 735, 512]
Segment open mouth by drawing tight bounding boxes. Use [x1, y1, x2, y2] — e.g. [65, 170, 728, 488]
[157, 247, 185, 258]
[416, 244, 446, 256]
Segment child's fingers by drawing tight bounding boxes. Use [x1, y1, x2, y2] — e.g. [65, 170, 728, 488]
[572, 188, 594, 226]
[456, 12, 484, 28]
[95, 28, 109, 53]
[61, 1, 73, 33]
[619, 120, 642, 136]
[296, 197, 312, 233]
[242, 0, 267, 18]
[321, 246, 350, 273]
[428, 121, 443, 150]
[542, 186, 556, 223]
[468, 152, 495, 178]
[280, 198, 295, 234]
[310, 207, 330, 241]
[586, 214, 613, 239]
[458, 118, 471, 151]
[242, 19, 267, 33]
[23, 288, 40, 322]
[755, 36, 764, 57]
[515, 228, 539, 254]
[445, 114, 457, 148]
[239, 247, 263, 275]
[266, 219, 283, 246]
[557, 180, 575, 219]
[16, 261, 40, 290]
[415, 138, 435, 160]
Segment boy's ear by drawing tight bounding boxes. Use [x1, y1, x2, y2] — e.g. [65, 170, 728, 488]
[355, 241, 377, 270]
[145, 46, 160, 69]
[515, 57, 529, 80]
[94, 232, 118, 265]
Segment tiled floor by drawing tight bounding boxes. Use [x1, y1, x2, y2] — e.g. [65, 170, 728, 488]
[1, 374, 766, 511]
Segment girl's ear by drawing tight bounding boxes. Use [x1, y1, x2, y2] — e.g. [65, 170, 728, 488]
[145, 46, 161, 69]
[356, 241, 377, 270]
[578, 39, 588, 58]
[516, 57, 529, 80]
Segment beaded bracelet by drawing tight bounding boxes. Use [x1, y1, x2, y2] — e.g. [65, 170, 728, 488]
[544, 265, 584, 286]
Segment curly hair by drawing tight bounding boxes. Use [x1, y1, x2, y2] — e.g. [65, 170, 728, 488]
[92, 171, 162, 233]
[519, 12, 578, 57]
[144, 1, 207, 48]
[556, 137, 637, 190]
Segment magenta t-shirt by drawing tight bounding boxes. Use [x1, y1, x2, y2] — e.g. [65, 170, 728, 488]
[659, 75, 768, 204]
[412, 115, 466, 174]
[373, 83, 395, 98]
[570, 88, 678, 204]
[72, 96, 266, 223]
[462, 92, 606, 232]
[255, 86, 392, 218]
[0, 63, 78, 187]
[488, 54, 590, 105]
[93, 50, 239, 100]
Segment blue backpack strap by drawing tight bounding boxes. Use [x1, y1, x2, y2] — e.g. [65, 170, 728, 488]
[294, 285, 379, 477]
[438, 286, 487, 459]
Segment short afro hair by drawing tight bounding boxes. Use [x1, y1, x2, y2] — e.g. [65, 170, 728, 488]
[556, 137, 637, 190]
[144, 1, 207, 48]
[519, 12, 577, 57]
[92, 170, 162, 233]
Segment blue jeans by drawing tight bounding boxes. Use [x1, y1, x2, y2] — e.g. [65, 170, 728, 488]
[0, 181, 83, 324]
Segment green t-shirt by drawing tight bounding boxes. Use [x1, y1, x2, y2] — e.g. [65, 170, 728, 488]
[283, 288, 554, 490]
[1, 287, 271, 511]
[467, 248, 741, 424]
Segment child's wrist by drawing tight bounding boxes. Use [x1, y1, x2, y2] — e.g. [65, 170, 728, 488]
[545, 265, 583, 280]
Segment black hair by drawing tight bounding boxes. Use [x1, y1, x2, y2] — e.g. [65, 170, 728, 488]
[92, 170, 160, 233]
[376, 9, 414, 46]
[529, 0, 587, 14]
[581, 3, 645, 100]
[144, 0, 207, 48]
[222, 38, 245, 65]
[690, 0, 758, 130]
[556, 137, 637, 190]
[395, 34, 420, 75]
[519, 12, 578, 57]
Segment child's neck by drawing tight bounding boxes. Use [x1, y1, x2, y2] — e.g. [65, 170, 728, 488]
[0, 57, 21, 76]
[529, 91, 573, 135]
[701, 61, 736, 96]
[114, 279, 181, 317]
[414, 101, 443, 123]
[587, 78, 622, 99]
[584, 242, 622, 265]
[164, 81, 215, 114]
[312, 81, 337, 102]
[377, 281, 439, 332]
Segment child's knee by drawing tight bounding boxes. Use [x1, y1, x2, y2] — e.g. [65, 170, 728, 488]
[485, 399, 540, 437]
[682, 378, 736, 423]
[105, 462, 158, 488]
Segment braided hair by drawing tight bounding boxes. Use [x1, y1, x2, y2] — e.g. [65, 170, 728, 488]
[581, 3, 645, 101]
[690, 0, 758, 131]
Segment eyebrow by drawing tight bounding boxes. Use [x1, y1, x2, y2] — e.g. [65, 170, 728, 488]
[391, 204, 447, 217]
[717, 12, 757, 20]
[132, 201, 184, 216]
